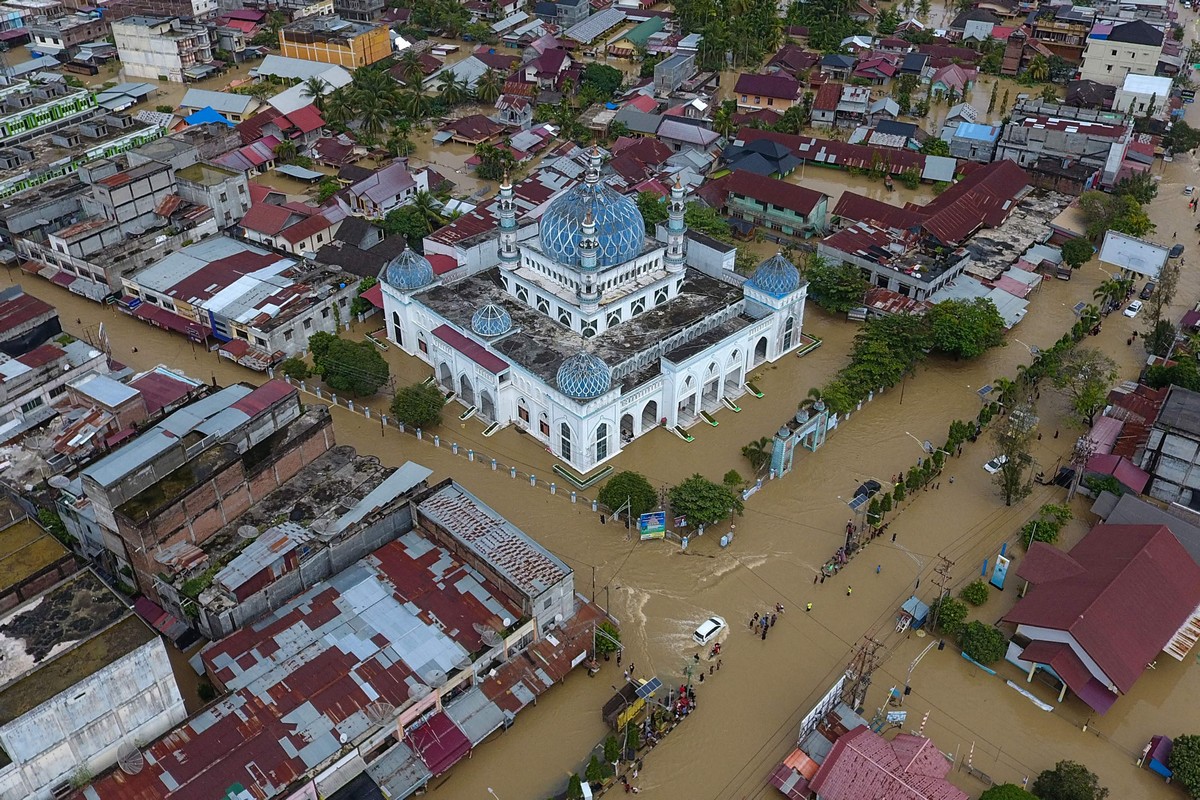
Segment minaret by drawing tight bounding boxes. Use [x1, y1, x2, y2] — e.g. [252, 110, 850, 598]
[498, 172, 518, 271]
[577, 210, 600, 313]
[584, 146, 602, 187]
[665, 176, 687, 275]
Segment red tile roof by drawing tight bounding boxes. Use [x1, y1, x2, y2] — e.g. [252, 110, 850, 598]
[812, 81, 842, 111]
[282, 104, 325, 134]
[240, 202, 299, 236]
[735, 72, 800, 99]
[833, 192, 924, 230]
[705, 169, 827, 216]
[427, 254, 458, 275]
[918, 158, 1030, 243]
[1006, 524, 1200, 695]
[0, 291, 54, 338]
[279, 212, 336, 245]
[431, 324, 508, 373]
[809, 726, 966, 800]
[166, 251, 281, 304]
[128, 371, 196, 415]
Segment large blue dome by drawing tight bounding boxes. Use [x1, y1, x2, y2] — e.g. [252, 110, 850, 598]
[557, 352, 611, 399]
[384, 249, 434, 290]
[747, 252, 802, 297]
[471, 303, 512, 337]
[539, 152, 646, 269]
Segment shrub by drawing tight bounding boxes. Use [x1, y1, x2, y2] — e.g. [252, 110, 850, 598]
[585, 754, 606, 784]
[598, 471, 657, 519]
[279, 356, 309, 381]
[723, 469, 744, 487]
[198, 682, 217, 702]
[960, 579, 989, 606]
[1032, 760, 1109, 800]
[595, 620, 621, 655]
[928, 595, 968, 636]
[1169, 734, 1200, 799]
[391, 382, 444, 429]
[961, 621, 1006, 664]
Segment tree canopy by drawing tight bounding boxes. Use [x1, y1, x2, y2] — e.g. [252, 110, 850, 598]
[805, 256, 869, 313]
[1032, 760, 1109, 800]
[1112, 171, 1158, 204]
[1050, 347, 1118, 427]
[992, 404, 1038, 506]
[1169, 734, 1200, 798]
[961, 621, 1006, 664]
[669, 474, 743, 526]
[581, 63, 624, 98]
[929, 595, 967, 636]
[309, 333, 390, 396]
[980, 785, 1039, 800]
[390, 381, 444, 428]
[1077, 191, 1154, 240]
[927, 298, 1006, 360]
[349, 276, 378, 318]
[636, 191, 669, 228]
[599, 471, 658, 519]
[1164, 120, 1200, 153]
[1020, 502, 1073, 548]
[919, 138, 950, 157]
[1060, 237, 1093, 269]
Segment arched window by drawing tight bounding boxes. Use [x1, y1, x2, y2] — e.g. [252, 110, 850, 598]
[782, 317, 795, 351]
[560, 422, 573, 460]
[391, 311, 403, 346]
[595, 423, 609, 461]
[517, 397, 530, 424]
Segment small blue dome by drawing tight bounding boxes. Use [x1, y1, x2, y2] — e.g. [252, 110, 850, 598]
[471, 304, 512, 337]
[557, 352, 611, 399]
[539, 183, 646, 269]
[747, 253, 802, 297]
[384, 249, 434, 290]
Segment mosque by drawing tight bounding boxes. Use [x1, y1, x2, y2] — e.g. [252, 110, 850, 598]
[378, 149, 809, 474]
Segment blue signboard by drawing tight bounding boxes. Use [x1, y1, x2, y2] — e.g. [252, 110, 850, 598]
[990, 554, 1010, 590]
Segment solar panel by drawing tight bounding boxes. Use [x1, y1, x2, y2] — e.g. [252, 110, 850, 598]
[635, 677, 662, 699]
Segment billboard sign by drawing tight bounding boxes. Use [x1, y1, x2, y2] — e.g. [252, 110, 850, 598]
[638, 511, 666, 540]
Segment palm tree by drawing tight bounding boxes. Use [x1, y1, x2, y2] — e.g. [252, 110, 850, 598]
[359, 95, 390, 138]
[991, 376, 1019, 407]
[397, 49, 425, 87]
[300, 76, 329, 113]
[1080, 303, 1102, 331]
[323, 86, 351, 126]
[437, 71, 467, 106]
[273, 139, 298, 164]
[474, 68, 503, 104]
[399, 89, 430, 119]
[1027, 56, 1050, 83]
[741, 437, 772, 472]
[410, 189, 445, 230]
[713, 102, 736, 139]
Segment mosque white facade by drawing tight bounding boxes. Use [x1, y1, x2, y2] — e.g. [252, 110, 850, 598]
[378, 150, 809, 473]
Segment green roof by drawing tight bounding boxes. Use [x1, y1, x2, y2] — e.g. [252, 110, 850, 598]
[621, 16, 664, 47]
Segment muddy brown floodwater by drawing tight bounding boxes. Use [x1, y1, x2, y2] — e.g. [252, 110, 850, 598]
[13, 37, 1200, 800]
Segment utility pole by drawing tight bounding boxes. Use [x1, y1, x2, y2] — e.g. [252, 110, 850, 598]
[842, 636, 884, 712]
[928, 555, 955, 633]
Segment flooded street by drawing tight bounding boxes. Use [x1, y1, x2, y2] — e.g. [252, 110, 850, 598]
[11, 18, 1200, 794]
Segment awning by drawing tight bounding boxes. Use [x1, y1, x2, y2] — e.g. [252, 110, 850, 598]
[133, 303, 211, 339]
[360, 282, 385, 308]
[407, 713, 471, 776]
[50, 271, 77, 287]
[183, 64, 218, 79]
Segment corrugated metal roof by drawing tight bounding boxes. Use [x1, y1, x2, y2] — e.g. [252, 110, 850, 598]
[334, 462, 433, 533]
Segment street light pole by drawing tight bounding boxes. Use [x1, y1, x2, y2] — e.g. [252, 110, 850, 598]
[900, 640, 939, 707]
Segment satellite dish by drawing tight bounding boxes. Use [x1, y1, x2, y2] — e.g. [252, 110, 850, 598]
[311, 519, 332, 534]
[425, 669, 447, 687]
[481, 629, 503, 648]
[502, 617, 512, 628]
[408, 682, 432, 700]
[237, 525, 258, 541]
[117, 742, 144, 775]
[48, 475, 70, 489]
[365, 701, 395, 725]
[454, 653, 472, 670]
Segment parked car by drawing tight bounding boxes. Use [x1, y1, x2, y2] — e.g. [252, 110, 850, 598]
[692, 616, 727, 646]
[1124, 300, 1143, 318]
[1170, 244, 1185, 259]
[983, 455, 1008, 474]
[1186, 186, 1195, 196]
[1141, 281, 1157, 300]
[854, 479, 881, 500]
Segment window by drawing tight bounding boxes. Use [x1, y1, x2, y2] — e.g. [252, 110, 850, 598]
[49, 384, 67, 398]
[338, 296, 347, 306]
[303, 318, 312, 330]
[518, 401, 530, 423]
[284, 329, 293, 341]
[321, 308, 330, 319]
[1111, 49, 1117, 55]
[654, 287, 668, 305]
[20, 397, 44, 413]
[606, 310, 622, 327]
[418, 335, 428, 354]
[219, 192, 227, 202]
[581, 320, 597, 338]
[543, 597, 552, 610]
[537, 296, 550, 314]
[560, 422, 572, 460]
[316, 233, 324, 244]
[517, 286, 529, 302]
[767, 97, 774, 106]
[595, 423, 608, 461]
[558, 307, 572, 327]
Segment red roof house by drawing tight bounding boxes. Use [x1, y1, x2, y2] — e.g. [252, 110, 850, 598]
[1004, 524, 1200, 713]
[808, 726, 967, 800]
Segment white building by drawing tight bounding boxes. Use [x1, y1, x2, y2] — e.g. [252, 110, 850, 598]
[380, 151, 808, 473]
[0, 569, 186, 800]
[1078, 19, 1164, 86]
[112, 16, 215, 83]
[1113, 73, 1172, 118]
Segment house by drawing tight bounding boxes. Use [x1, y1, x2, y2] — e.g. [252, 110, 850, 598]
[811, 81, 841, 128]
[1114, 73, 1172, 118]
[850, 119, 927, 150]
[656, 119, 721, 153]
[950, 8, 1001, 41]
[522, 48, 572, 89]
[112, 16, 215, 83]
[930, 63, 974, 97]
[654, 52, 696, 95]
[940, 121, 1001, 162]
[1004, 524, 1200, 713]
[767, 44, 820, 77]
[497, 94, 534, 128]
[734, 73, 800, 112]
[851, 56, 897, 85]
[835, 84, 871, 127]
[995, 100, 1135, 189]
[533, 0, 591, 28]
[1080, 19, 1165, 86]
[900, 51, 929, 77]
[807, 726, 967, 800]
[1137, 385, 1200, 507]
[721, 137, 802, 177]
[1030, 4, 1094, 62]
[345, 160, 430, 217]
[240, 202, 345, 255]
[820, 53, 856, 80]
[698, 169, 829, 240]
[944, 102, 978, 126]
[1066, 79, 1117, 109]
[236, 104, 326, 148]
[444, 114, 505, 145]
[866, 97, 900, 124]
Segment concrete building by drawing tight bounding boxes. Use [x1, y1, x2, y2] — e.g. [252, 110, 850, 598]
[333, 0, 383, 23]
[1079, 18, 1164, 85]
[1098, 229, 1169, 281]
[72, 381, 332, 599]
[278, 16, 390, 68]
[533, 0, 590, 27]
[343, 159, 431, 218]
[178, 88, 261, 122]
[103, 0, 217, 21]
[120, 237, 357, 365]
[995, 100, 1134, 189]
[0, 564, 186, 800]
[1139, 385, 1200, 508]
[939, 121, 1001, 162]
[1114, 72, 1173, 118]
[173, 161, 251, 228]
[0, 78, 101, 149]
[1029, 4, 1094, 62]
[734, 72, 800, 112]
[80, 473, 604, 800]
[111, 16, 215, 83]
[654, 52, 696, 95]
[819, 221, 971, 301]
[0, 286, 60, 357]
[0, 339, 109, 442]
[27, 11, 109, 56]
[699, 169, 829, 241]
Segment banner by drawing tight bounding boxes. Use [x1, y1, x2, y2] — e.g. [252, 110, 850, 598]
[638, 511, 666, 541]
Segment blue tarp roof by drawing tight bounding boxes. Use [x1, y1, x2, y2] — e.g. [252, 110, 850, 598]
[184, 106, 234, 127]
[954, 122, 999, 141]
